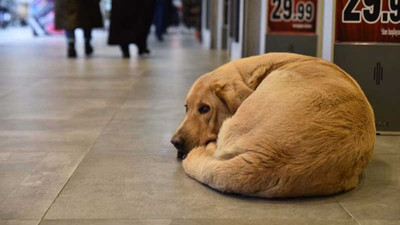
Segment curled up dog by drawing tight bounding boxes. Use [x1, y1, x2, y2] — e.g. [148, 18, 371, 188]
[171, 53, 376, 198]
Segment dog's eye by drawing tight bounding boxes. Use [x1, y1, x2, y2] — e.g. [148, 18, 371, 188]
[185, 105, 188, 113]
[198, 105, 210, 114]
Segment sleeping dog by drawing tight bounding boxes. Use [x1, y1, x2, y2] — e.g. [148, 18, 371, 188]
[171, 53, 375, 198]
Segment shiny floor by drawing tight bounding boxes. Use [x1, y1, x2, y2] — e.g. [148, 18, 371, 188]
[0, 29, 399, 225]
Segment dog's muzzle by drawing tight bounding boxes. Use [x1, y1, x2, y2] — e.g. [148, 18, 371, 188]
[171, 136, 187, 160]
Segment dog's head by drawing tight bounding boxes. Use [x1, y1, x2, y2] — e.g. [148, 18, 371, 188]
[171, 64, 253, 158]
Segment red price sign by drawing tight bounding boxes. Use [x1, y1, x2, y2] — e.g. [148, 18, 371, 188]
[267, 0, 318, 34]
[336, 0, 400, 43]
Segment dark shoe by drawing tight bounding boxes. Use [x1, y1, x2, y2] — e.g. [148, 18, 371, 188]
[120, 45, 130, 58]
[138, 48, 150, 56]
[67, 44, 77, 58]
[122, 52, 130, 58]
[85, 42, 93, 56]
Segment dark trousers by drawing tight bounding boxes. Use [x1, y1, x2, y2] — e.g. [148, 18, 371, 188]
[66, 29, 92, 43]
[154, 1, 167, 39]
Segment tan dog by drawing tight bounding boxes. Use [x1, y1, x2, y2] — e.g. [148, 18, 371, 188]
[171, 53, 375, 198]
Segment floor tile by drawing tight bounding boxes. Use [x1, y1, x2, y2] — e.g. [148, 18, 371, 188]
[45, 151, 351, 220]
[0, 220, 40, 225]
[170, 218, 358, 225]
[39, 219, 171, 225]
[336, 154, 400, 220]
[0, 119, 108, 153]
[358, 220, 400, 225]
[374, 136, 400, 154]
[0, 152, 48, 201]
[0, 152, 87, 219]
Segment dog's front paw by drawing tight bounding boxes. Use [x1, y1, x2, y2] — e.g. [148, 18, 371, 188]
[182, 146, 209, 179]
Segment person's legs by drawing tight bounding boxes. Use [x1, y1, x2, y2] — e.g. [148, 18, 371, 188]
[83, 28, 92, 40]
[120, 44, 130, 58]
[140, 0, 155, 55]
[65, 29, 77, 58]
[83, 28, 93, 56]
[66, 29, 75, 41]
[154, 2, 165, 41]
[137, 40, 150, 55]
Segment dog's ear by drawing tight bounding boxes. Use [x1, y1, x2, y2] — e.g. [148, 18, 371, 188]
[214, 81, 253, 114]
[246, 65, 269, 90]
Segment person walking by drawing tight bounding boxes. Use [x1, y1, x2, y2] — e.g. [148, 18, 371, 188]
[55, 0, 103, 58]
[182, 0, 202, 41]
[108, 0, 155, 58]
[153, 0, 178, 42]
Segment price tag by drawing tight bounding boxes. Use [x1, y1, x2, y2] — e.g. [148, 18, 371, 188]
[267, 0, 318, 34]
[336, 0, 400, 43]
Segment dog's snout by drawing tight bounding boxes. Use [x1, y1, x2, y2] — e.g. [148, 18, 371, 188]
[171, 136, 184, 150]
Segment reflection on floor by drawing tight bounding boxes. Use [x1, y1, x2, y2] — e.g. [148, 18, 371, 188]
[0, 29, 399, 225]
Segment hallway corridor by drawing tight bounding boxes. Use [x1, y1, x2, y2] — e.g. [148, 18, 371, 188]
[0, 30, 399, 225]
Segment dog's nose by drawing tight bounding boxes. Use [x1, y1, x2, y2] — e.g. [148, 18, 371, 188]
[171, 136, 184, 150]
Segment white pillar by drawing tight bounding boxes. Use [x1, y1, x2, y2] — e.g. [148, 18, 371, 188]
[230, 0, 244, 60]
[259, 0, 267, 54]
[321, 0, 335, 61]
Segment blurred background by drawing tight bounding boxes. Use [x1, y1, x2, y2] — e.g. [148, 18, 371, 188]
[0, 0, 200, 39]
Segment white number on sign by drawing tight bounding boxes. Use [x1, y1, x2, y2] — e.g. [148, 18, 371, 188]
[270, 0, 315, 22]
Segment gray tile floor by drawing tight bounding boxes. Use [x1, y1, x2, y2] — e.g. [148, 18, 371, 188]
[0, 29, 399, 225]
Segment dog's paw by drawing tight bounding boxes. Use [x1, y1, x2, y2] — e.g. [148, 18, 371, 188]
[182, 146, 209, 178]
[184, 146, 206, 163]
